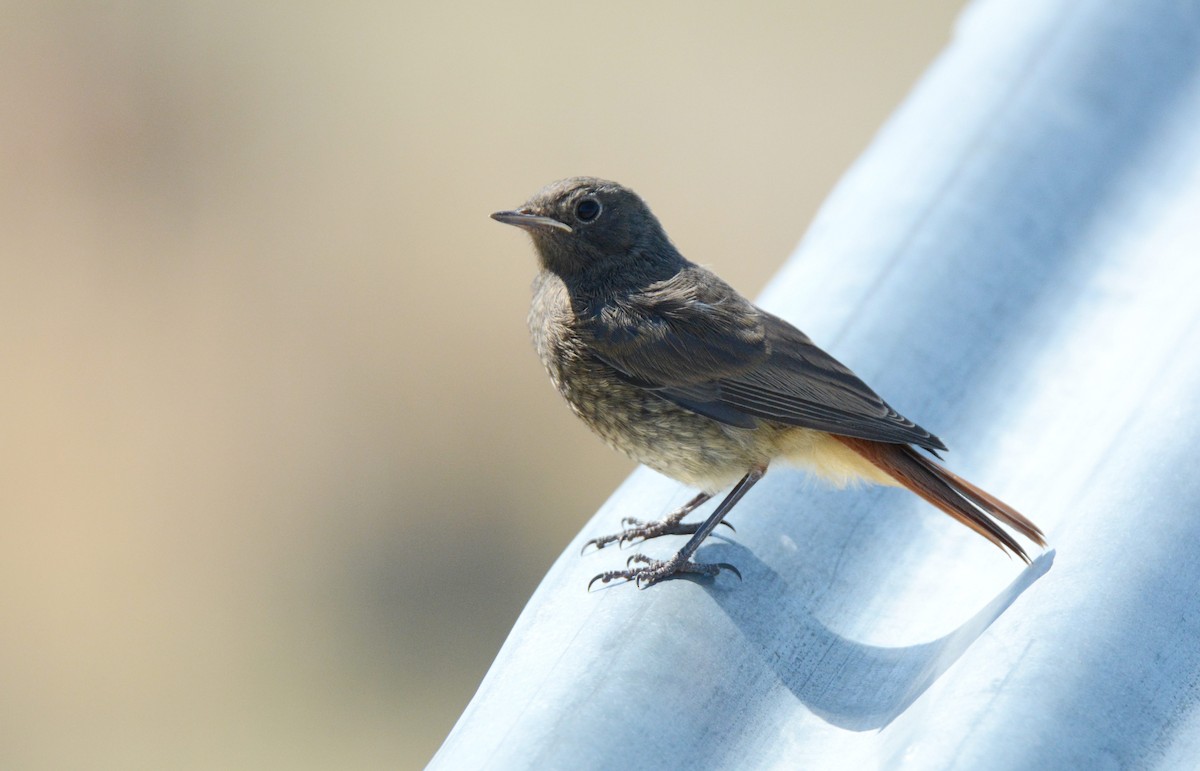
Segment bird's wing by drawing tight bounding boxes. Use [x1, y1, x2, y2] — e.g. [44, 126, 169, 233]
[724, 313, 946, 451]
[584, 270, 946, 452]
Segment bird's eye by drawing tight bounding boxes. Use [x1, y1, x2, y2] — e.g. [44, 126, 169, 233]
[575, 198, 601, 222]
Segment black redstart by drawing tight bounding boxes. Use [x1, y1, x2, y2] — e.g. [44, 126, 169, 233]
[492, 177, 1044, 588]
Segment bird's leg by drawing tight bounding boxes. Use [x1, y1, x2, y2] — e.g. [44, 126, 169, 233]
[582, 491, 724, 553]
[589, 466, 766, 589]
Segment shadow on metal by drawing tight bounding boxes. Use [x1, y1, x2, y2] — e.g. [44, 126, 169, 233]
[700, 544, 1054, 731]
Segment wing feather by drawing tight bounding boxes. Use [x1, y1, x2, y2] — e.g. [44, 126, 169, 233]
[583, 267, 946, 453]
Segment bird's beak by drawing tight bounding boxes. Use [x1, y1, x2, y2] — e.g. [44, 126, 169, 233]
[490, 209, 573, 233]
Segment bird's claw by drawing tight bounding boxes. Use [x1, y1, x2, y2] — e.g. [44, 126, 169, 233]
[587, 553, 742, 590]
[582, 517, 735, 554]
[581, 533, 620, 554]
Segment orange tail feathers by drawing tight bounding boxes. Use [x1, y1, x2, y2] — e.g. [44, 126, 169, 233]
[834, 435, 1045, 562]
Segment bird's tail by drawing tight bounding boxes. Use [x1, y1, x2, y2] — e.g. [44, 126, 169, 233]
[834, 436, 1045, 562]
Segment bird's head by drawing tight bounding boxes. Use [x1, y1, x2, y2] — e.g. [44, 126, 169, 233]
[492, 177, 681, 283]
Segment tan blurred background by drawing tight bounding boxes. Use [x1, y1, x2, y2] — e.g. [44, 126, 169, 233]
[0, 1, 963, 768]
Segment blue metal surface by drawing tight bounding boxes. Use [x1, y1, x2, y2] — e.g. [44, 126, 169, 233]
[434, 0, 1200, 767]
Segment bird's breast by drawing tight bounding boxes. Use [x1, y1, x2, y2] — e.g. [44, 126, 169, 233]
[527, 272, 760, 491]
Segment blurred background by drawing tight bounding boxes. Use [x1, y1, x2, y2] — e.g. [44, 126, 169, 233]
[0, 1, 963, 767]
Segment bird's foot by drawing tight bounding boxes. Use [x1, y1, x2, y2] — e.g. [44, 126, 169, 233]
[582, 499, 734, 553]
[582, 515, 734, 552]
[581, 492, 719, 553]
[588, 553, 741, 590]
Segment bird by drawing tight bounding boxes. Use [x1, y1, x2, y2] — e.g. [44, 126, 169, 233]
[492, 177, 1045, 589]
